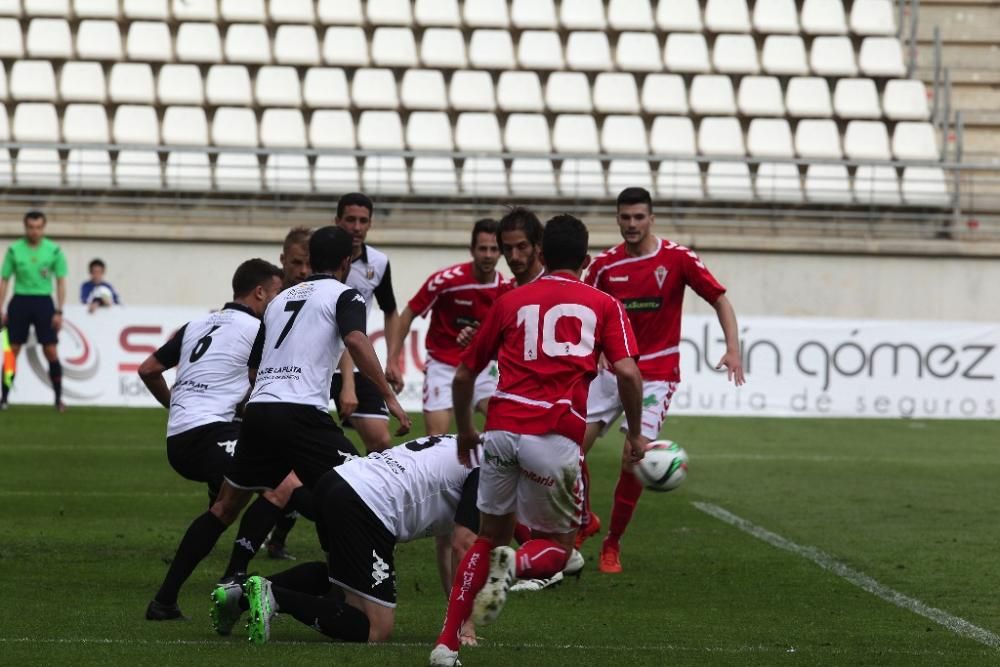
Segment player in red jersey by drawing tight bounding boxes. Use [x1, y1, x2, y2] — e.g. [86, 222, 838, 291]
[429, 212, 646, 667]
[581, 187, 745, 574]
[386, 219, 508, 435]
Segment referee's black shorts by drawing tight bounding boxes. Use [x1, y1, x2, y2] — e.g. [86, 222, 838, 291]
[7, 295, 57, 345]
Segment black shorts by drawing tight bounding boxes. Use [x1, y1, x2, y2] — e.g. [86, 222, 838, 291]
[166, 421, 241, 500]
[313, 469, 397, 608]
[331, 371, 389, 426]
[454, 468, 481, 533]
[7, 295, 57, 345]
[225, 402, 360, 491]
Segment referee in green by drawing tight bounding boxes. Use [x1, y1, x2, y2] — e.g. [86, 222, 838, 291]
[0, 210, 68, 411]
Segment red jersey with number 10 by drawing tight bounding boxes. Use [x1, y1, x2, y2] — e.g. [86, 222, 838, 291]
[461, 274, 638, 445]
[585, 239, 726, 382]
[407, 262, 510, 366]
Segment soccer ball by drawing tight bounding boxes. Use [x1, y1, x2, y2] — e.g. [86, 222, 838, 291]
[89, 285, 114, 306]
[635, 440, 688, 492]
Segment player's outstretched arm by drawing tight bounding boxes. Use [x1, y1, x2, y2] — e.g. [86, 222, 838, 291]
[711, 294, 745, 386]
[612, 357, 646, 464]
[137, 355, 171, 408]
[343, 330, 412, 436]
[384, 306, 415, 393]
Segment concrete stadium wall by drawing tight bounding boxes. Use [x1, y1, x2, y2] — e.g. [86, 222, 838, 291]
[47, 238, 1000, 322]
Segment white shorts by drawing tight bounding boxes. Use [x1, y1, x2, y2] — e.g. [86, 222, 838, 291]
[586, 369, 679, 441]
[423, 358, 499, 413]
[477, 430, 583, 534]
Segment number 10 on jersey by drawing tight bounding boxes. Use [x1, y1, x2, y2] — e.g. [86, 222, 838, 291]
[516, 304, 597, 361]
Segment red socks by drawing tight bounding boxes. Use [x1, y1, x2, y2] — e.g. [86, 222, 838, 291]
[436, 537, 493, 651]
[515, 539, 568, 579]
[606, 468, 644, 545]
[513, 522, 532, 545]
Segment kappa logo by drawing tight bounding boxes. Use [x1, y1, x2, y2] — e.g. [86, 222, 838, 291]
[654, 266, 668, 289]
[352, 294, 365, 304]
[371, 550, 390, 587]
[427, 266, 464, 292]
[338, 449, 362, 463]
[217, 439, 238, 455]
[235, 537, 255, 553]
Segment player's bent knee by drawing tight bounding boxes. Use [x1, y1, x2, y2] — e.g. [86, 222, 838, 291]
[366, 611, 395, 643]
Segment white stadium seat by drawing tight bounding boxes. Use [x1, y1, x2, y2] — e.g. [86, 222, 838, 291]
[274, 25, 321, 66]
[593, 73, 640, 114]
[704, 0, 751, 33]
[110, 64, 155, 104]
[76, 20, 123, 60]
[123, 0, 167, 19]
[10, 60, 56, 101]
[859, 37, 906, 77]
[497, 71, 544, 112]
[173, 0, 216, 20]
[747, 118, 793, 157]
[642, 74, 688, 114]
[0, 150, 11, 187]
[737, 76, 784, 116]
[805, 164, 851, 203]
[545, 72, 592, 113]
[60, 61, 106, 102]
[893, 122, 939, 161]
[800, 0, 848, 34]
[406, 111, 453, 150]
[519, 30, 565, 70]
[883, 80, 929, 121]
[165, 150, 212, 190]
[304, 68, 350, 108]
[261, 109, 307, 147]
[226, 24, 272, 65]
[657, 160, 703, 200]
[265, 154, 312, 192]
[461, 157, 507, 195]
[25, 0, 68, 15]
[463, 0, 509, 27]
[689, 75, 736, 116]
[786, 77, 832, 117]
[0, 18, 24, 57]
[372, 27, 418, 68]
[268, 0, 313, 23]
[415, 0, 461, 26]
[455, 112, 502, 151]
[510, 158, 557, 196]
[13, 102, 60, 141]
[401, 69, 448, 110]
[421, 28, 467, 68]
[450, 70, 495, 111]
[0, 64, 7, 100]
[795, 119, 841, 158]
[221, 0, 265, 22]
[844, 120, 891, 160]
[851, 0, 896, 35]
[363, 155, 409, 194]
[26, 18, 72, 59]
[127, 21, 173, 62]
[664, 33, 710, 73]
[761, 35, 808, 75]
[602, 115, 648, 154]
[215, 153, 261, 192]
[116, 150, 162, 188]
[713, 34, 760, 74]
[352, 68, 399, 109]
[367, 0, 412, 25]
[113, 105, 159, 144]
[608, 0, 654, 31]
[356, 110, 403, 150]
[74, 0, 119, 18]
[854, 165, 900, 205]
[212, 108, 258, 146]
[314, 155, 360, 193]
[504, 113, 551, 152]
[559, 158, 607, 198]
[650, 116, 697, 155]
[176, 23, 222, 63]
[469, 29, 515, 69]
[561, 0, 606, 30]
[511, 0, 556, 28]
[162, 106, 208, 145]
[901, 167, 949, 206]
[256, 67, 302, 107]
[616, 32, 663, 72]
[0, 106, 8, 139]
[656, 0, 702, 31]
[834, 78, 882, 119]
[552, 114, 600, 153]
[608, 159, 653, 192]
[323, 27, 369, 67]
[411, 157, 459, 195]
[811, 36, 858, 76]
[63, 103, 108, 143]
[206, 65, 253, 106]
[15, 148, 63, 186]
[158, 64, 204, 106]
[706, 162, 752, 200]
[698, 117, 745, 156]
[66, 148, 112, 188]
[752, 0, 798, 33]
[310, 109, 355, 148]
[317, 0, 362, 24]
[755, 163, 802, 202]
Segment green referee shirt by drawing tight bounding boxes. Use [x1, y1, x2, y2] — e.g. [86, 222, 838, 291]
[1, 238, 68, 296]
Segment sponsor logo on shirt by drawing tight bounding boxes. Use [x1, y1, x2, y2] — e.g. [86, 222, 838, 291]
[622, 297, 663, 312]
[455, 316, 480, 329]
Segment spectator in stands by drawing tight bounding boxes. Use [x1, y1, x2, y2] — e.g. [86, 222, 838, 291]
[80, 259, 121, 313]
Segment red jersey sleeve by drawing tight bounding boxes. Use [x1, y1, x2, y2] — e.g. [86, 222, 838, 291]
[598, 295, 639, 365]
[681, 247, 727, 304]
[459, 299, 504, 374]
[406, 274, 439, 317]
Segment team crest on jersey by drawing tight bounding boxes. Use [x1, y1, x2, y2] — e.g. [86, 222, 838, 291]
[654, 265, 668, 289]
[371, 550, 390, 587]
[367, 266, 375, 280]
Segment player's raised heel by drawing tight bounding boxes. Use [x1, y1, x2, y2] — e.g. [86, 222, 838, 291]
[243, 575, 277, 645]
[210, 576, 246, 636]
[471, 546, 516, 625]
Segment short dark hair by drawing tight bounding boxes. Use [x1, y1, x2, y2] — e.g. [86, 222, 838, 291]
[471, 218, 499, 248]
[24, 210, 46, 224]
[309, 225, 354, 273]
[542, 215, 589, 272]
[283, 226, 311, 253]
[88, 258, 106, 272]
[232, 259, 283, 298]
[616, 187, 653, 213]
[497, 207, 543, 246]
[336, 192, 374, 219]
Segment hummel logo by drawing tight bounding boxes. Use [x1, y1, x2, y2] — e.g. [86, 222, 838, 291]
[217, 439, 238, 455]
[371, 550, 390, 587]
[609, 275, 629, 282]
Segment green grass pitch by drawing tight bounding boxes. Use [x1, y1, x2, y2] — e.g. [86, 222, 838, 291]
[2, 406, 999, 666]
